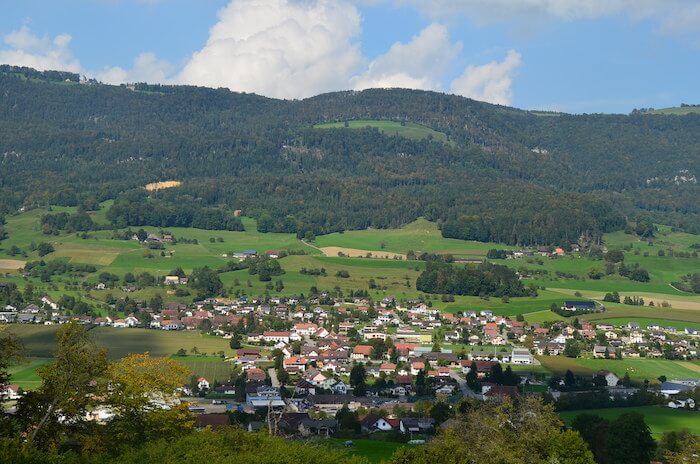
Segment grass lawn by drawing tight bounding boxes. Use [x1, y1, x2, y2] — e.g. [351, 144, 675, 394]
[559, 406, 700, 438]
[170, 355, 234, 383]
[537, 356, 700, 382]
[8, 325, 235, 360]
[313, 119, 449, 143]
[7, 358, 50, 390]
[324, 438, 409, 463]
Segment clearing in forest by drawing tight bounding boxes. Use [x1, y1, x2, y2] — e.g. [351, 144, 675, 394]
[144, 180, 182, 191]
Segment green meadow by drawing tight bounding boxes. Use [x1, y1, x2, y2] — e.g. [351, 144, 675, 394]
[537, 356, 700, 382]
[6, 358, 50, 390]
[325, 438, 410, 463]
[7, 325, 234, 360]
[315, 218, 510, 257]
[559, 406, 700, 438]
[314, 119, 449, 143]
[0, 203, 697, 322]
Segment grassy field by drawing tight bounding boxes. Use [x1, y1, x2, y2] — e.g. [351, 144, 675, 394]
[7, 325, 234, 360]
[313, 119, 448, 143]
[171, 355, 234, 383]
[315, 218, 510, 257]
[7, 358, 50, 390]
[537, 356, 700, 382]
[324, 438, 409, 463]
[0, 205, 697, 322]
[559, 406, 700, 438]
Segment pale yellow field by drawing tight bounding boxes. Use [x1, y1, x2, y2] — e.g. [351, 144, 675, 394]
[320, 246, 406, 260]
[0, 259, 26, 270]
[679, 361, 700, 374]
[51, 245, 122, 266]
[144, 180, 182, 191]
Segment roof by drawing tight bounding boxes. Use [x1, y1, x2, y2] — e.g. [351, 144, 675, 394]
[353, 345, 373, 355]
[195, 414, 231, 429]
[564, 300, 596, 308]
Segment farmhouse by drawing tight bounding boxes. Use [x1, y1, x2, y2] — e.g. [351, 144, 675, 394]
[561, 301, 596, 312]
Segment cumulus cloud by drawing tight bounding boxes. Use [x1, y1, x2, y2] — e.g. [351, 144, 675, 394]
[450, 50, 521, 105]
[0, 26, 81, 72]
[352, 23, 461, 91]
[177, 0, 365, 99]
[96, 52, 174, 84]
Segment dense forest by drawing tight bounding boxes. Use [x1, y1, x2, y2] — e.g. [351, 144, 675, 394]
[0, 65, 698, 245]
[416, 261, 533, 297]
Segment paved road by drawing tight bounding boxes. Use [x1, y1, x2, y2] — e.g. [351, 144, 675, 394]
[268, 367, 280, 388]
[449, 371, 478, 398]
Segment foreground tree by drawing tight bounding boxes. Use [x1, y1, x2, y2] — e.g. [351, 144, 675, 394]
[20, 323, 108, 445]
[390, 397, 594, 464]
[107, 353, 192, 445]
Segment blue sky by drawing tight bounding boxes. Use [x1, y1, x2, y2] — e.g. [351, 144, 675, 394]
[1, 0, 698, 113]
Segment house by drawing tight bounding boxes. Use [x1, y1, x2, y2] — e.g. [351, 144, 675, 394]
[379, 363, 397, 375]
[593, 345, 616, 359]
[595, 370, 619, 387]
[197, 377, 210, 391]
[195, 414, 231, 430]
[410, 361, 425, 376]
[482, 384, 520, 400]
[399, 418, 435, 434]
[668, 399, 695, 409]
[263, 331, 291, 343]
[247, 386, 284, 407]
[351, 345, 373, 362]
[295, 379, 316, 396]
[164, 276, 180, 285]
[40, 296, 59, 310]
[246, 368, 267, 382]
[283, 356, 308, 372]
[161, 319, 184, 331]
[561, 301, 596, 312]
[1, 384, 21, 400]
[360, 414, 395, 433]
[293, 323, 319, 336]
[510, 348, 533, 365]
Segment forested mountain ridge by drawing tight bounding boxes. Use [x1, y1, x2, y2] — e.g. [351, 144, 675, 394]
[0, 66, 698, 244]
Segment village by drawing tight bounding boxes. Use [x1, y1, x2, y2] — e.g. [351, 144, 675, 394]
[2, 287, 699, 438]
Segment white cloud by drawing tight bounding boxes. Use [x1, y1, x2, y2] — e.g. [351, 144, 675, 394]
[178, 0, 365, 99]
[352, 23, 461, 91]
[0, 25, 174, 84]
[0, 26, 81, 72]
[450, 50, 521, 105]
[96, 52, 174, 84]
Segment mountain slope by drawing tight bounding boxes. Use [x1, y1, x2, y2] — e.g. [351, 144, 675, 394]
[0, 66, 698, 244]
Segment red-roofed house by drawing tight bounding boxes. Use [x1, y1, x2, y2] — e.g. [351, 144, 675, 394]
[351, 345, 373, 361]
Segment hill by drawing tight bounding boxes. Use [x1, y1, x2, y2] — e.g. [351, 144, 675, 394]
[0, 65, 699, 246]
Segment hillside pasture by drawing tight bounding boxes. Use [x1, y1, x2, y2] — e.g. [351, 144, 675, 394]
[315, 218, 512, 257]
[314, 119, 448, 143]
[537, 356, 700, 382]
